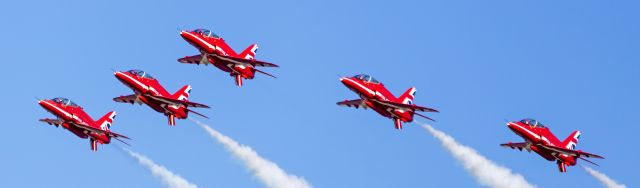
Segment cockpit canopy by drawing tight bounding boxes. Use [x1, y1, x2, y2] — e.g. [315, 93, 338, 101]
[353, 74, 380, 84]
[51, 97, 78, 107]
[128, 69, 154, 79]
[520, 118, 546, 128]
[193, 29, 220, 38]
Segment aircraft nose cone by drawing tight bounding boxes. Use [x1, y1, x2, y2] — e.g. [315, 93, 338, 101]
[340, 77, 353, 84]
[339, 77, 352, 87]
[38, 100, 51, 110]
[179, 31, 202, 49]
[507, 122, 521, 133]
[179, 31, 192, 41]
[340, 77, 361, 91]
[114, 71, 127, 82]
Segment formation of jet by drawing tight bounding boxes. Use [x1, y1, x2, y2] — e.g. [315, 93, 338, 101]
[501, 119, 604, 172]
[178, 28, 279, 86]
[34, 27, 606, 175]
[113, 69, 210, 126]
[38, 97, 129, 151]
[337, 74, 439, 129]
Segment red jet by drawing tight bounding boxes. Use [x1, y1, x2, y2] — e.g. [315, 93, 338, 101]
[38, 97, 130, 151]
[337, 74, 439, 129]
[178, 28, 279, 86]
[113, 69, 210, 126]
[501, 119, 604, 172]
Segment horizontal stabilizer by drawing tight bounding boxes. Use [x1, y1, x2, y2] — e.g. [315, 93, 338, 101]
[538, 144, 604, 159]
[373, 99, 439, 112]
[414, 112, 436, 122]
[187, 108, 209, 119]
[147, 95, 210, 108]
[579, 157, 599, 166]
[210, 54, 279, 67]
[255, 69, 277, 78]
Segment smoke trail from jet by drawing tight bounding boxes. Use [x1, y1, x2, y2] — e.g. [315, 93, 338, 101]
[123, 148, 198, 188]
[190, 119, 313, 188]
[583, 166, 626, 188]
[419, 123, 536, 188]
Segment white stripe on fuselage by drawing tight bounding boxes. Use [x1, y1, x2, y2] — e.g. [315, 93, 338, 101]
[118, 72, 159, 96]
[343, 78, 375, 96]
[183, 32, 227, 55]
[343, 78, 391, 102]
[509, 122, 550, 145]
[118, 72, 181, 112]
[41, 100, 84, 123]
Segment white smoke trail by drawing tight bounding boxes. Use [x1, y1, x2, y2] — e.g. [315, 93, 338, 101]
[191, 119, 313, 188]
[123, 148, 198, 188]
[583, 166, 626, 188]
[419, 123, 536, 188]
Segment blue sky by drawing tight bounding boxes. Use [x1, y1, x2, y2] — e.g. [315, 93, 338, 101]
[1, 0, 637, 187]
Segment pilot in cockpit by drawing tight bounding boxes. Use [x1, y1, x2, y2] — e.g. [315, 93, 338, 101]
[520, 118, 546, 128]
[52, 97, 78, 107]
[193, 29, 220, 38]
[354, 74, 380, 84]
[128, 69, 154, 79]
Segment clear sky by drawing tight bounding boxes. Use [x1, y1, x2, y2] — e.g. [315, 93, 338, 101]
[1, 0, 637, 187]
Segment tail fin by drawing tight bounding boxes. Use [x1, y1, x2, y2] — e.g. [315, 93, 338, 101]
[239, 43, 259, 60]
[96, 111, 116, 131]
[173, 85, 192, 101]
[399, 87, 417, 105]
[562, 130, 581, 150]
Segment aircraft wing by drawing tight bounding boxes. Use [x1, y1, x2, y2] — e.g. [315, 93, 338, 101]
[373, 100, 439, 112]
[113, 94, 143, 105]
[66, 122, 130, 139]
[178, 54, 210, 65]
[500, 142, 530, 152]
[538, 144, 604, 159]
[337, 99, 368, 109]
[39, 118, 64, 127]
[211, 54, 279, 67]
[146, 95, 210, 108]
[39, 118, 129, 139]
